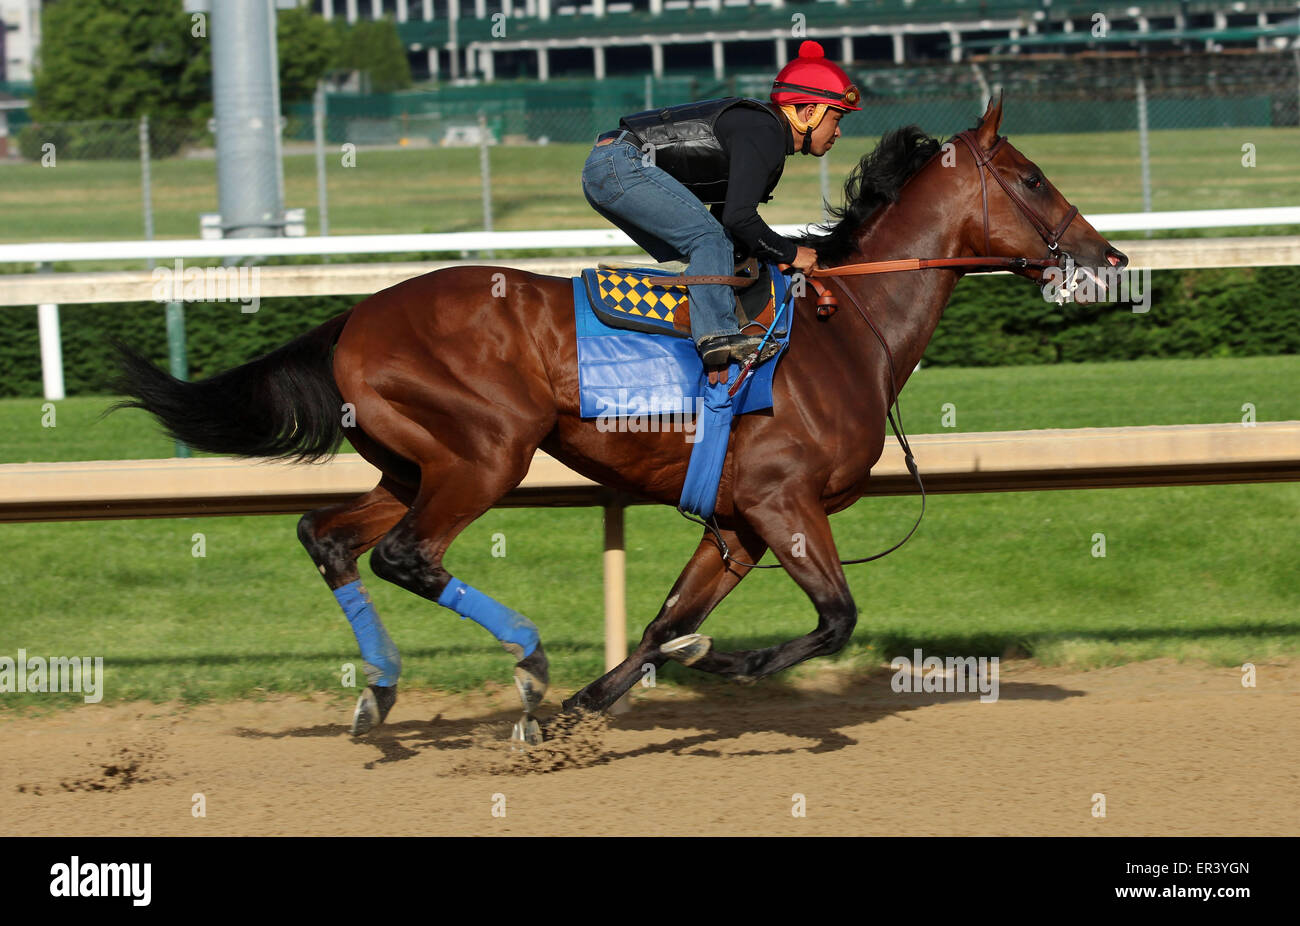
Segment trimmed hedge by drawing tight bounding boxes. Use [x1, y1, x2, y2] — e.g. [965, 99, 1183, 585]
[0, 294, 354, 399]
[3, 266, 1297, 398]
[926, 266, 1300, 367]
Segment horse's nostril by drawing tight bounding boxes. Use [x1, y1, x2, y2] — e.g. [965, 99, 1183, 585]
[1106, 248, 1128, 269]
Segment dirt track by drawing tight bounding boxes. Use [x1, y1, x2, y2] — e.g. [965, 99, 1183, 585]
[3, 658, 1297, 836]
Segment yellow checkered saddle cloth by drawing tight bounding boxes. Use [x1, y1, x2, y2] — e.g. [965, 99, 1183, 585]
[580, 262, 777, 338]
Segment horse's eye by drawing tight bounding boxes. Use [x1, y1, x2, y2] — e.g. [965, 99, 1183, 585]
[1024, 175, 1042, 190]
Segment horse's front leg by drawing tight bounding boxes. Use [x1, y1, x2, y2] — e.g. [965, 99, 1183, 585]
[558, 522, 767, 716]
[669, 492, 857, 681]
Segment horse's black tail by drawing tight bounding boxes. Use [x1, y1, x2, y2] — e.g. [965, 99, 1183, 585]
[109, 311, 353, 462]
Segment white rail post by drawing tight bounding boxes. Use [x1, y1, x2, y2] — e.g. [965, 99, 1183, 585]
[37, 304, 64, 401]
[604, 499, 632, 713]
[36, 263, 64, 401]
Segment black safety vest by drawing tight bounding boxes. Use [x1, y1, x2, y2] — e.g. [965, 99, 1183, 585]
[618, 97, 786, 206]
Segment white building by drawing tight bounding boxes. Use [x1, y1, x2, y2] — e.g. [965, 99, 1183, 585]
[0, 0, 41, 83]
[299, 0, 1298, 84]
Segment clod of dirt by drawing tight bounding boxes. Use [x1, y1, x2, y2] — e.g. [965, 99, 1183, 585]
[452, 711, 611, 776]
[57, 744, 163, 793]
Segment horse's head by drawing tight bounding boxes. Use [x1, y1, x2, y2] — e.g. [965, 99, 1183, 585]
[958, 95, 1128, 303]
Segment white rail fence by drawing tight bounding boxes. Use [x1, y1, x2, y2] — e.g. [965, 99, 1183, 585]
[0, 207, 1298, 264]
[2, 206, 1300, 401]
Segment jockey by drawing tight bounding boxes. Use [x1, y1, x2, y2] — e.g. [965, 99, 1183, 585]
[581, 41, 861, 375]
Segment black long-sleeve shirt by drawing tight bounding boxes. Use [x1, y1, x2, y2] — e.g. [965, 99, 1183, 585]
[710, 105, 800, 265]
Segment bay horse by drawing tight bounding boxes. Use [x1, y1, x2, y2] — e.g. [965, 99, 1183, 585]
[113, 97, 1126, 739]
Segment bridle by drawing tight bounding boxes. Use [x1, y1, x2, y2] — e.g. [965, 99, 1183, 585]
[799, 128, 1085, 314]
[952, 129, 1078, 266]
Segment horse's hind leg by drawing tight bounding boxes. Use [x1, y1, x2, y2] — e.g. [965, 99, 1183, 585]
[297, 477, 413, 734]
[560, 522, 768, 715]
[369, 460, 551, 742]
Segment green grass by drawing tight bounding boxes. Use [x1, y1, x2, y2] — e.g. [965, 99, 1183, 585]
[2, 126, 1297, 246]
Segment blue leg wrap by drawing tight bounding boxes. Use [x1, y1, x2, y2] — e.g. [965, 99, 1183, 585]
[334, 580, 401, 687]
[437, 578, 540, 659]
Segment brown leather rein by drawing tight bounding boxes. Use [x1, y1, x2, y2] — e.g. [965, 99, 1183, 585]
[797, 130, 1081, 314]
[617, 130, 1082, 317]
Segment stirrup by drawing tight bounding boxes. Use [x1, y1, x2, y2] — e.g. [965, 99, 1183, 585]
[697, 335, 733, 367]
[729, 334, 781, 365]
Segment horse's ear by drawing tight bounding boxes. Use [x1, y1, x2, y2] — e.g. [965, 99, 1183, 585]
[976, 92, 1004, 148]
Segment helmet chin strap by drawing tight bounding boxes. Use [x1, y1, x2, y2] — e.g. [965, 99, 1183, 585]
[781, 103, 828, 153]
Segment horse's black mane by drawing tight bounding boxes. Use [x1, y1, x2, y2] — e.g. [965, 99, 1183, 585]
[798, 125, 945, 265]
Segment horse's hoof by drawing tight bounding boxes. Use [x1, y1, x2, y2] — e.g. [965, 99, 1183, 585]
[351, 684, 397, 736]
[510, 716, 542, 748]
[660, 633, 712, 666]
[513, 646, 549, 715]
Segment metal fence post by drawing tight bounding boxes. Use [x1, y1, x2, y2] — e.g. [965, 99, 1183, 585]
[970, 61, 991, 108]
[211, 0, 285, 239]
[166, 302, 191, 458]
[314, 81, 329, 237]
[1294, 48, 1300, 128]
[478, 109, 494, 258]
[1136, 74, 1153, 238]
[139, 115, 154, 249]
[139, 113, 187, 455]
[820, 155, 831, 223]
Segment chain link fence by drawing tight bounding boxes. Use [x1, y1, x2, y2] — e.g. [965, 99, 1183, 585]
[2, 51, 1297, 245]
[10, 119, 194, 161]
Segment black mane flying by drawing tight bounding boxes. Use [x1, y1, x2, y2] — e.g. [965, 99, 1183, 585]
[801, 125, 943, 265]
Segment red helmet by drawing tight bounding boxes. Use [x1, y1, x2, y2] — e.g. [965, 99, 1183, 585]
[771, 41, 862, 113]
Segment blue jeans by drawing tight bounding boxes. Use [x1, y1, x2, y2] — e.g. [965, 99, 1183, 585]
[581, 138, 739, 343]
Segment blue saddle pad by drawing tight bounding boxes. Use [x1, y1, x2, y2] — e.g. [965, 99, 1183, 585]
[573, 262, 794, 518]
[572, 263, 792, 420]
